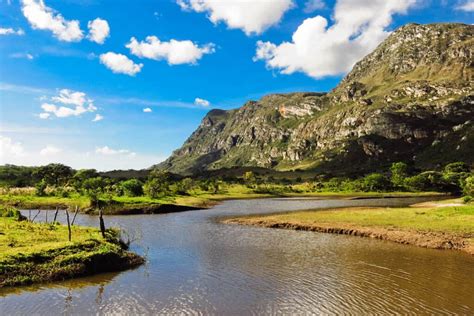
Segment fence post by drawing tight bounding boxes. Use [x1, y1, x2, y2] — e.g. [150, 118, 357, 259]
[53, 207, 59, 223]
[71, 205, 79, 226]
[66, 209, 72, 242]
[99, 208, 106, 238]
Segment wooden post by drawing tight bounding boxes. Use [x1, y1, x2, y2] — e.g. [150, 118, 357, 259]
[53, 207, 59, 223]
[99, 208, 106, 238]
[66, 209, 72, 242]
[31, 210, 41, 223]
[71, 205, 79, 226]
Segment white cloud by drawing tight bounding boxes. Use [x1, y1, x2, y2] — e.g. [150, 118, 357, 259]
[0, 135, 163, 170]
[39, 89, 97, 118]
[303, 0, 325, 13]
[143, 107, 152, 113]
[40, 145, 61, 156]
[10, 52, 34, 60]
[126, 36, 215, 65]
[194, 97, 210, 107]
[176, 0, 294, 35]
[87, 18, 110, 44]
[0, 135, 25, 162]
[457, 0, 474, 11]
[95, 146, 136, 157]
[20, 0, 83, 42]
[92, 114, 103, 122]
[254, 0, 417, 78]
[100, 52, 143, 76]
[0, 27, 25, 35]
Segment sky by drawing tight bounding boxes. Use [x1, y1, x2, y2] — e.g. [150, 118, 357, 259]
[0, 0, 472, 171]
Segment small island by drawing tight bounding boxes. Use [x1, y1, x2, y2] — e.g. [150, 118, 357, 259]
[223, 199, 474, 255]
[0, 206, 144, 287]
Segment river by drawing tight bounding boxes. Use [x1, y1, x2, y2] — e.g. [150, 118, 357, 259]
[1, 197, 473, 314]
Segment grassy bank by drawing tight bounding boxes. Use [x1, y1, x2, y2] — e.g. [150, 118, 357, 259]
[223, 199, 474, 255]
[0, 209, 144, 287]
[0, 184, 446, 215]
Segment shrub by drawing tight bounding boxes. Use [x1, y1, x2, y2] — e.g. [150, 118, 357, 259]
[121, 179, 144, 197]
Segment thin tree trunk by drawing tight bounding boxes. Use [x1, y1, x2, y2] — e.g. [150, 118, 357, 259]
[99, 208, 106, 238]
[28, 210, 31, 221]
[66, 209, 72, 242]
[46, 210, 48, 223]
[71, 205, 79, 226]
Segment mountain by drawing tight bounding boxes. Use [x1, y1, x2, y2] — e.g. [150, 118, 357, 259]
[159, 23, 474, 176]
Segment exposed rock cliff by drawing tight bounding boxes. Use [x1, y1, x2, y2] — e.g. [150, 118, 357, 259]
[160, 23, 474, 175]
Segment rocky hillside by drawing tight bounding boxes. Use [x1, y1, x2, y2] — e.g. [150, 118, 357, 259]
[160, 23, 473, 176]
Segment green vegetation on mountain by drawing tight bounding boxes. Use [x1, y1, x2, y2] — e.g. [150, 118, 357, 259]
[159, 23, 473, 176]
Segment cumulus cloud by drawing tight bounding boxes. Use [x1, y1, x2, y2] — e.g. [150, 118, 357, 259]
[95, 146, 136, 156]
[100, 52, 143, 76]
[87, 18, 110, 44]
[39, 89, 98, 118]
[254, 0, 417, 78]
[194, 97, 210, 107]
[40, 145, 61, 156]
[92, 114, 103, 122]
[126, 36, 215, 65]
[457, 0, 474, 11]
[143, 107, 152, 112]
[0, 135, 25, 162]
[21, 0, 83, 42]
[176, 0, 294, 35]
[0, 27, 25, 35]
[303, 0, 325, 13]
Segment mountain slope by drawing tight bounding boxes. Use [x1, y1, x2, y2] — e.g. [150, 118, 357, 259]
[160, 23, 474, 175]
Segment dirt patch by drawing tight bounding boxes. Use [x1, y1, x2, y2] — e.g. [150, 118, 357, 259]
[223, 218, 473, 255]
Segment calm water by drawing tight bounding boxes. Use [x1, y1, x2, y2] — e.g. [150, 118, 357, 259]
[1, 197, 473, 314]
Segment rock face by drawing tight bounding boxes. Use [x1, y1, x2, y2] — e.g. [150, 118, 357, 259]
[159, 23, 474, 175]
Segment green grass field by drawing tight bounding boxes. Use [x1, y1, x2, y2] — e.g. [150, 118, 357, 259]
[241, 202, 474, 235]
[0, 211, 143, 287]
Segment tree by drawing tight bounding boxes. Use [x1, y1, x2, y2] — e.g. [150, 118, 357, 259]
[144, 178, 168, 199]
[362, 173, 390, 192]
[121, 179, 144, 197]
[82, 177, 106, 207]
[390, 162, 408, 189]
[243, 171, 256, 187]
[72, 169, 99, 191]
[462, 175, 474, 197]
[34, 163, 73, 187]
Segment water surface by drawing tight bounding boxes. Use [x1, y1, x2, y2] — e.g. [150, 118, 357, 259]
[2, 197, 473, 314]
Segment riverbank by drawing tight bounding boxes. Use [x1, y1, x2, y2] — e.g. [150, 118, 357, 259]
[223, 199, 474, 255]
[0, 208, 144, 287]
[0, 188, 445, 215]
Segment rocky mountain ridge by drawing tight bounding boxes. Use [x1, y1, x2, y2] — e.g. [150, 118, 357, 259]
[159, 23, 473, 176]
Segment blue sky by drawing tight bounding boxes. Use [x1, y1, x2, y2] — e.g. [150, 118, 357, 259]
[0, 0, 472, 170]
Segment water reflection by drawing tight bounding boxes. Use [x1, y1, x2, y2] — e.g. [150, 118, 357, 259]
[1, 197, 472, 314]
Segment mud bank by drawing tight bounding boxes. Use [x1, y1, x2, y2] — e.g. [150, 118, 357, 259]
[223, 218, 473, 255]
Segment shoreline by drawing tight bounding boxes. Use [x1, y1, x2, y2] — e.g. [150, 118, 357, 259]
[0, 191, 447, 215]
[0, 210, 145, 288]
[222, 201, 474, 255]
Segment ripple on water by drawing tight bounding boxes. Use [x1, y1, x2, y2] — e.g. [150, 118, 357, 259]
[2, 197, 473, 314]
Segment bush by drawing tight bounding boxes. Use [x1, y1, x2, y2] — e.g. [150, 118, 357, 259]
[0, 206, 26, 220]
[121, 179, 144, 197]
[361, 173, 390, 192]
[462, 195, 472, 204]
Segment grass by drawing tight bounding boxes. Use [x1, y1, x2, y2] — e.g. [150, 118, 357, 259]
[224, 199, 474, 254]
[0, 211, 143, 287]
[244, 203, 473, 235]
